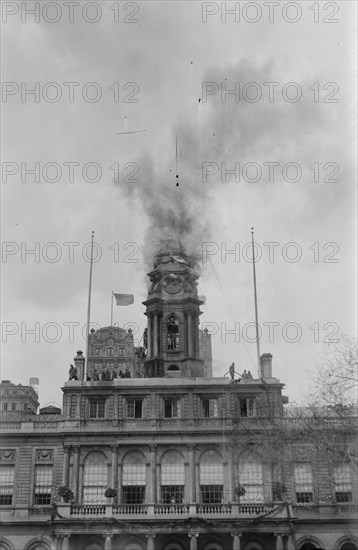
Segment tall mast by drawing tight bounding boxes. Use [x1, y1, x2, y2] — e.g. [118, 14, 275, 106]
[251, 228, 261, 378]
[110, 292, 114, 326]
[85, 231, 95, 380]
[175, 133, 179, 186]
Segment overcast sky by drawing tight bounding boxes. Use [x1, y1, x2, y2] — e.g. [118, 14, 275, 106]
[2, 1, 357, 408]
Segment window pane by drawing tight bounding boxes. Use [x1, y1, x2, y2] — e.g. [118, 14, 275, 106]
[294, 463, 313, 503]
[89, 399, 106, 419]
[83, 463, 107, 503]
[160, 485, 184, 503]
[202, 399, 219, 418]
[123, 486, 145, 504]
[126, 399, 142, 419]
[161, 463, 185, 485]
[239, 462, 264, 503]
[34, 465, 52, 505]
[0, 466, 14, 505]
[200, 463, 223, 484]
[164, 399, 181, 418]
[334, 464, 352, 502]
[294, 463, 313, 491]
[123, 464, 146, 486]
[200, 485, 223, 503]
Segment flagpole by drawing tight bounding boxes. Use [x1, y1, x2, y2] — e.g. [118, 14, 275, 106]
[85, 231, 95, 381]
[110, 292, 114, 326]
[251, 228, 261, 378]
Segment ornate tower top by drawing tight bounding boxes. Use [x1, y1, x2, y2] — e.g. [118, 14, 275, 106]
[143, 239, 204, 378]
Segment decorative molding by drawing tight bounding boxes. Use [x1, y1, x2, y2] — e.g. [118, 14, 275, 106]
[0, 449, 16, 461]
[36, 449, 54, 461]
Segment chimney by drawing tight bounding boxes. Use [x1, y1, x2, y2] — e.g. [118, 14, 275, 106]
[29, 377, 39, 395]
[260, 353, 272, 379]
[74, 351, 85, 380]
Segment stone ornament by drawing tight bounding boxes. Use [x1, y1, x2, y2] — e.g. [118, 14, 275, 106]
[36, 449, 54, 461]
[0, 450, 16, 460]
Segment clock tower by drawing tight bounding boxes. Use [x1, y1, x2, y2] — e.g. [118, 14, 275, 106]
[143, 238, 205, 378]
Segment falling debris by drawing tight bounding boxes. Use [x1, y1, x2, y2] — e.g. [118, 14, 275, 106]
[115, 129, 147, 135]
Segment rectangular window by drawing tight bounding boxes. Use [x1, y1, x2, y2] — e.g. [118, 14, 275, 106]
[202, 398, 219, 418]
[294, 463, 313, 503]
[95, 348, 101, 356]
[89, 399, 106, 419]
[34, 465, 52, 505]
[334, 465, 353, 503]
[119, 348, 125, 356]
[122, 464, 146, 504]
[126, 399, 143, 419]
[164, 398, 181, 418]
[107, 347, 114, 356]
[0, 465, 14, 505]
[239, 398, 256, 418]
[239, 462, 264, 502]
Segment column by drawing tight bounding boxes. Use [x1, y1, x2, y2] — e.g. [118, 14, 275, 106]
[232, 533, 241, 550]
[287, 535, 295, 550]
[147, 315, 152, 358]
[62, 446, 70, 486]
[227, 446, 235, 502]
[187, 312, 193, 357]
[153, 313, 159, 356]
[156, 461, 161, 503]
[62, 536, 70, 550]
[117, 461, 122, 504]
[104, 534, 112, 550]
[149, 445, 157, 503]
[72, 446, 80, 502]
[274, 534, 284, 550]
[146, 534, 155, 550]
[111, 445, 118, 499]
[188, 445, 196, 503]
[188, 533, 198, 550]
[195, 461, 200, 504]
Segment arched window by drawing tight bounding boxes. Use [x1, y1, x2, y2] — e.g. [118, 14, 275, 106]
[199, 450, 224, 503]
[340, 544, 358, 550]
[160, 450, 185, 503]
[167, 316, 179, 351]
[122, 451, 147, 504]
[238, 460, 264, 502]
[83, 452, 108, 504]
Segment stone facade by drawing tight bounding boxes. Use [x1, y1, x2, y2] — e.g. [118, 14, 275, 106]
[0, 241, 357, 550]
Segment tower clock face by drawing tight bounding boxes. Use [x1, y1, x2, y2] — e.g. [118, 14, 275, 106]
[163, 274, 183, 294]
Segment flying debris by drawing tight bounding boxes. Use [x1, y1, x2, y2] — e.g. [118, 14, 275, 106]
[115, 129, 147, 135]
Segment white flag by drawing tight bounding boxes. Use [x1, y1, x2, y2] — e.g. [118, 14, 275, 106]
[113, 293, 134, 306]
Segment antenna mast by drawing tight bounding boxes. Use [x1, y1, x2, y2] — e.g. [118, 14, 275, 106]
[85, 231, 95, 380]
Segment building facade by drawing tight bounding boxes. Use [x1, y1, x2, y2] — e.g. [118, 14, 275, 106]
[1, 240, 357, 550]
